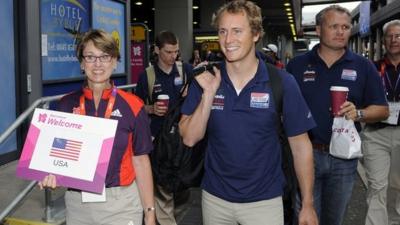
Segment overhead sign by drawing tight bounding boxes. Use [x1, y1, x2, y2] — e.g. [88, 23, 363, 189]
[131, 25, 146, 42]
[359, 1, 371, 38]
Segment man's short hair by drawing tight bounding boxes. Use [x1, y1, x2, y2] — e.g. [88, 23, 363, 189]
[383, 19, 400, 35]
[155, 30, 178, 49]
[315, 5, 351, 26]
[211, 0, 264, 39]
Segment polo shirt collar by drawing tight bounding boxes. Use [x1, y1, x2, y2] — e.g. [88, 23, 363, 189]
[220, 53, 269, 86]
[382, 55, 397, 67]
[383, 56, 391, 65]
[82, 81, 115, 100]
[154, 62, 179, 76]
[310, 44, 354, 66]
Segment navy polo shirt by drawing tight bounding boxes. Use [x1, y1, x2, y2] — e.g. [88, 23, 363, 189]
[181, 56, 315, 203]
[286, 44, 387, 145]
[135, 62, 193, 136]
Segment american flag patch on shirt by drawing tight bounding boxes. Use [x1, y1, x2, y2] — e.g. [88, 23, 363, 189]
[49, 138, 82, 161]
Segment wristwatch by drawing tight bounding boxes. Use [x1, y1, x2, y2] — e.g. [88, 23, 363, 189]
[356, 109, 364, 121]
[145, 207, 155, 212]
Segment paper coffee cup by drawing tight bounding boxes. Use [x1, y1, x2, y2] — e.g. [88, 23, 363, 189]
[157, 94, 169, 107]
[330, 86, 349, 117]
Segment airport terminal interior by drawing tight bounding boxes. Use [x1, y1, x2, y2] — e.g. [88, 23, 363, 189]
[1, 0, 400, 224]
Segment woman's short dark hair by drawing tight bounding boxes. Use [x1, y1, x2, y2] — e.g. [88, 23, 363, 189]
[76, 29, 121, 62]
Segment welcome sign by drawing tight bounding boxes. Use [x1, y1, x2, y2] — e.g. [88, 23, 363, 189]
[17, 108, 118, 193]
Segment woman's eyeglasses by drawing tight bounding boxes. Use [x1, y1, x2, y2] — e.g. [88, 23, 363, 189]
[83, 54, 112, 63]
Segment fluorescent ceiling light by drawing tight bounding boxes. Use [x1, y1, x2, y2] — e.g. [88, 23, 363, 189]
[195, 36, 219, 41]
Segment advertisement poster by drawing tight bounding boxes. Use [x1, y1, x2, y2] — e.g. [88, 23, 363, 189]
[92, 0, 126, 74]
[41, 0, 90, 81]
[17, 108, 118, 193]
[131, 42, 145, 84]
[0, 0, 17, 155]
[131, 24, 148, 84]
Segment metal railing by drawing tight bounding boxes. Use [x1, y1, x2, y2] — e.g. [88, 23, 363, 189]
[0, 83, 136, 223]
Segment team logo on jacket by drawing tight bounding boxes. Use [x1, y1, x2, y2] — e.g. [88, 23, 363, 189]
[153, 84, 162, 93]
[174, 77, 183, 86]
[250, 92, 269, 108]
[341, 69, 357, 81]
[111, 109, 123, 117]
[303, 70, 316, 82]
[212, 94, 224, 110]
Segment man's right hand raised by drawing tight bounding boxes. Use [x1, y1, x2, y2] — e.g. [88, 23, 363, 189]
[195, 64, 221, 96]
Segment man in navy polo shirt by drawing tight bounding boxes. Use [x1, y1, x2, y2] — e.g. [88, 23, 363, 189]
[286, 5, 388, 225]
[135, 30, 193, 225]
[179, 1, 318, 225]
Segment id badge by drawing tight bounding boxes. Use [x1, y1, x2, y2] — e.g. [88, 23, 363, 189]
[82, 186, 106, 202]
[382, 102, 400, 125]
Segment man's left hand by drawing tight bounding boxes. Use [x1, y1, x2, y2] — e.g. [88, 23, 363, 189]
[298, 204, 319, 225]
[338, 101, 357, 121]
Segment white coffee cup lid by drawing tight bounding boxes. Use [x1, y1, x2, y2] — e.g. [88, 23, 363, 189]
[330, 86, 349, 92]
[157, 94, 169, 100]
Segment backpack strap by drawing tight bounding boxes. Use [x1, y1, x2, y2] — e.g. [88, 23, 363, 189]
[176, 61, 187, 93]
[266, 62, 299, 213]
[145, 65, 156, 105]
[176, 61, 184, 79]
[266, 63, 283, 114]
[145, 62, 186, 104]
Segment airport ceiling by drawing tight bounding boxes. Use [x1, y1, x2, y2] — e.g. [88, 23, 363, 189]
[256, 0, 299, 38]
[256, 0, 359, 38]
[131, 0, 355, 39]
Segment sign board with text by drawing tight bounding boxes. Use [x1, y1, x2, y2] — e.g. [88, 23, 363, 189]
[131, 23, 149, 84]
[17, 108, 118, 193]
[40, 0, 90, 80]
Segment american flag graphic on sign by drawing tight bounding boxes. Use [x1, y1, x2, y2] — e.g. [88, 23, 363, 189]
[49, 138, 83, 161]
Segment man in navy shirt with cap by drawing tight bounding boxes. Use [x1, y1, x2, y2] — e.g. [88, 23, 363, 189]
[179, 1, 318, 225]
[286, 5, 388, 225]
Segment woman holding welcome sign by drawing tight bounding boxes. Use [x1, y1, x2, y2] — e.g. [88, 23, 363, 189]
[39, 29, 155, 225]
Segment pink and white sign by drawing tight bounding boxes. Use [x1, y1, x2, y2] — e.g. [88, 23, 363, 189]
[131, 42, 145, 84]
[16, 108, 118, 193]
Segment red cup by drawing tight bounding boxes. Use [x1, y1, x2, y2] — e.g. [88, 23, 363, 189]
[330, 86, 349, 117]
[157, 94, 169, 108]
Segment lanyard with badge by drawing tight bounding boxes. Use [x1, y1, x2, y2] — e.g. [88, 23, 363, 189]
[380, 62, 400, 124]
[79, 86, 117, 202]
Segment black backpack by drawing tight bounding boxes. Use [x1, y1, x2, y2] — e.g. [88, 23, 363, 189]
[266, 63, 298, 225]
[150, 82, 206, 193]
